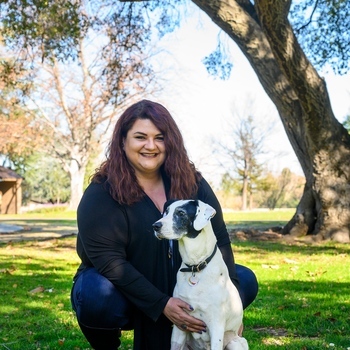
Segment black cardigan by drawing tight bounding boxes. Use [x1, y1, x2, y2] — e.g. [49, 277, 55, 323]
[74, 176, 238, 349]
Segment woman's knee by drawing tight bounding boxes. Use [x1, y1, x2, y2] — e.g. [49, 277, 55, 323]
[71, 268, 131, 329]
[235, 264, 259, 309]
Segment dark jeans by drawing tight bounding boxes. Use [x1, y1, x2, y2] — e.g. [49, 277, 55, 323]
[71, 265, 258, 349]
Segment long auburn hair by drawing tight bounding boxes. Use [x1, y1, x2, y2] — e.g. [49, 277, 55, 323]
[93, 99, 201, 205]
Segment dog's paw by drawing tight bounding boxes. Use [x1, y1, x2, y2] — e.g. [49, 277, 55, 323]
[225, 336, 249, 350]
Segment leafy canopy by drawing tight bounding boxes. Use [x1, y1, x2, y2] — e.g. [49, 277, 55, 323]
[291, 0, 350, 74]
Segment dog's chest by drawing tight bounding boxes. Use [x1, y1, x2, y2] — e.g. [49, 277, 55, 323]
[174, 256, 231, 304]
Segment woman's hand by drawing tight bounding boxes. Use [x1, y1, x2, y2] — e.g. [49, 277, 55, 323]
[163, 297, 207, 334]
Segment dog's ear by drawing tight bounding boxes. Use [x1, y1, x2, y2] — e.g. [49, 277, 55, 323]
[193, 200, 216, 231]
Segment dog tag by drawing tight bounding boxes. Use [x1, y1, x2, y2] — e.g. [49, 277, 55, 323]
[188, 274, 199, 286]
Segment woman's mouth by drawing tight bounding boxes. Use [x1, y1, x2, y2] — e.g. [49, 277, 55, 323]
[141, 153, 158, 158]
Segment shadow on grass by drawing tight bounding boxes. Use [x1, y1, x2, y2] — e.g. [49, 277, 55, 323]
[234, 240, 350, 256]
[0, 218, 77, 226]
[227, 221, 287, 229]
[246, 279, 350, 348]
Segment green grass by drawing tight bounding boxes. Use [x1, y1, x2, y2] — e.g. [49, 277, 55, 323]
[237, 240, 350, 349]
[224, 208, 295, 230]
[0, 210, 349, 349]
[224, 209, 295, 222]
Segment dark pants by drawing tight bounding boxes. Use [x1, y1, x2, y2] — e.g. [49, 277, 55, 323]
[71, 265, 258, 349]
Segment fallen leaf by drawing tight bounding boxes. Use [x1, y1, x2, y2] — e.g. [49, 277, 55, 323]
[283, 258, 299, 264]
[0, 268, 15, 275]
[58, 338, 65, 345]
[29, 286, 45, 294]
[261, 264, 280, 269]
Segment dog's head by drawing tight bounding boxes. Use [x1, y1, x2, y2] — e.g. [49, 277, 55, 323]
[153, 199, 216, 240]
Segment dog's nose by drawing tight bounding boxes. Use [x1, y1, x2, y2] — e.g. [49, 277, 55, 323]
[152, 221, 162, 232]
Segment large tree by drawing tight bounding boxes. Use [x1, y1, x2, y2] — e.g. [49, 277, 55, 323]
[105, 0, 350, 241]
[190, 0, 350, 242]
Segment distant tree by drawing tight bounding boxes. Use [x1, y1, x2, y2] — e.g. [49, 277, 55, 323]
[22, 153, 70, 205]
[215, 114, 268, 210]
[264, 168, 292, 210]
[220, 172, 237, 195]
[251, 168, 304, 209]
[1, 1, 160, 209]
[0, 57, 47, 164]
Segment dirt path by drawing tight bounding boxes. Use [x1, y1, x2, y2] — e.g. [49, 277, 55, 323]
[0, 222, 77, 243]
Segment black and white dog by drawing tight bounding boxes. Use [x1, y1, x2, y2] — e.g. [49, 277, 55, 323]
[153, 199, 248, 350]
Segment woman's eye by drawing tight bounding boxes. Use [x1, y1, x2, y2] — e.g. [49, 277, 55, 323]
[156, 136, 164, 141]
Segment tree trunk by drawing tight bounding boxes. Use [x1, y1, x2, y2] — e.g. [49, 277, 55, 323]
[241, 176, 248, 210]
[191, 0, 350, 242]
[68, 158, 86, 211]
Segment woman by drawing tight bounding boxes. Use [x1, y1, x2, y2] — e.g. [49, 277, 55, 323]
[71, 99, 258, 349]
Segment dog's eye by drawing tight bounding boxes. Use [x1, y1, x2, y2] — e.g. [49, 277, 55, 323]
[176, 209, 186, 217]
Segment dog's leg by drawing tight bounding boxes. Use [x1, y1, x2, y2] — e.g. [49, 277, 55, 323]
[225, 336, 249, 350]
[206, 322, 226, 350]
[171, 327, 188, 350]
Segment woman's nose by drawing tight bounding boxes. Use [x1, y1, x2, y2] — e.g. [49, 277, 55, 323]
[145, 138, 156, 149]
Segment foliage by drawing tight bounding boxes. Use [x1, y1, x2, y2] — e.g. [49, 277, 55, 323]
[1, 0, 81, 62]
[220, 172, 240, 195]
[198, 0, 350, 79]
[22, 153, 71, 205]
[0, 234, 349, 349]
[291, 0, 350, 74]
[202, 40, 233, 80]
[0, 0, 171, 209]
[5, 0, 349, 77]
[343, 115, 350, 133]
[0, 0, 183, 62]
[2, 151, 71, 205]
[218, 169, 305, 210]
[259, 168, 305, 210]
[0, 57, 47, 162]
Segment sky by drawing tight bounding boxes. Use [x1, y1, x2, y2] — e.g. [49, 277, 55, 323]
[144, 5, 350, 187]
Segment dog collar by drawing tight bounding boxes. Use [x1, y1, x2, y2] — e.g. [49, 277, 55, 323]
[180, 245, 218, 273]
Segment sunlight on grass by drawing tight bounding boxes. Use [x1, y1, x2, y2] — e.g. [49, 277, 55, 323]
[234, 240, 350, 349]
[224, 208, 295, 222]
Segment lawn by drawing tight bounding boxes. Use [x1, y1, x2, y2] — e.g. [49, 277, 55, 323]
[0, 210, 349, 349]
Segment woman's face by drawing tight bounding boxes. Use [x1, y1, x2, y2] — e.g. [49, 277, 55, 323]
[123, 118, 166, 178]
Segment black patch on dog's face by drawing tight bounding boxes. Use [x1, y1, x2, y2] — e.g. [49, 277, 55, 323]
[171, 200, 201, 239]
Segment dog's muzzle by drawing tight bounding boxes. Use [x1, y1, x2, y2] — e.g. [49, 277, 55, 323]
[153, 221, 163, 239]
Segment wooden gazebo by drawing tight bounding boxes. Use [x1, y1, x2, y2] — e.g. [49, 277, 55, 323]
[0, 166, 23, 214]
